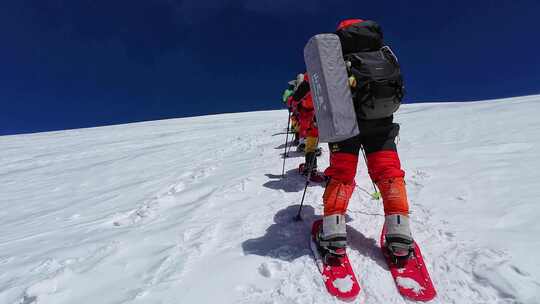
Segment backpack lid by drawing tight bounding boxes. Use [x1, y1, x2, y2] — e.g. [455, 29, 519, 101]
[337, 19, 365, 30]
[336, 20, 384, 54]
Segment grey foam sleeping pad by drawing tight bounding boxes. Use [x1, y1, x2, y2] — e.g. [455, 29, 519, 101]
[304, 33, 359, 143]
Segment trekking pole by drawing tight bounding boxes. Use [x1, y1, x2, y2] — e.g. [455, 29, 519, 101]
[294, 139, 320, 221]
[361, 146, 381, 200]
[281, 111, 292, 178]
[284, 119, 295, 157]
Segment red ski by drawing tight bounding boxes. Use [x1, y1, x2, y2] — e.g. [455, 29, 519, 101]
[380, 226, 436, 301]
[310, 220, 361, 301]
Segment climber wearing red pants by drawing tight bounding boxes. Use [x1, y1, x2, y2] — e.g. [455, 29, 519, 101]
[315, 19, 413, 260]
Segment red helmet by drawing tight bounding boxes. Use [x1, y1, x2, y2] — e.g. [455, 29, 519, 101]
[337, 19, 365, 30]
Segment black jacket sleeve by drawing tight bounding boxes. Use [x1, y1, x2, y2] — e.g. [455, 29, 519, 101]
[292, 80, 310, 102]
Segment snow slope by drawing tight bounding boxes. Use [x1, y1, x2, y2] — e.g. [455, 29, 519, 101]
[1, 96, 540, 304]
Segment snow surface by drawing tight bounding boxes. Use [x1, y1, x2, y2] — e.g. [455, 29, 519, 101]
[1, 96, 540, 303]
[332, 275, 355, 293]
[395, 277, 424, 295]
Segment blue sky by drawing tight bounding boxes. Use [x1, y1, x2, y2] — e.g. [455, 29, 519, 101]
[1, 0, 539, 135]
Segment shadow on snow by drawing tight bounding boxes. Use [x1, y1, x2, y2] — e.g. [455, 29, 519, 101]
[242, 205, 317, 262]
[242, 204, 387, 269]
[347, 225, 388, 270]
[274, 143, 289, 150]
[279, 150, 304, 159]
[263, 169, 324, 193]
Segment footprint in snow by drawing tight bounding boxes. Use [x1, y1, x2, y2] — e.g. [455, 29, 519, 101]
[257, 261, 283, 278]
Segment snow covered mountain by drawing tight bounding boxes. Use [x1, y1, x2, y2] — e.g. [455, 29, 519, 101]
[1, 96, 540, 304]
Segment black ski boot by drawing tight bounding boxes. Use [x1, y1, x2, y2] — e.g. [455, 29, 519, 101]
[384, 214, 414, 262]
[296, 142, 305, 153]
[315, 214, 347, 265]
[292, 132, 300, 146]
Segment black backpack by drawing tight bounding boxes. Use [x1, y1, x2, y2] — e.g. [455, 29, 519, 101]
[337, 21, 405, 120]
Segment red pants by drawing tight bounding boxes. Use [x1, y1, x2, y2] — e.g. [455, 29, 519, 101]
[324, 117, 404, 184]
[322, 117, 409, 216]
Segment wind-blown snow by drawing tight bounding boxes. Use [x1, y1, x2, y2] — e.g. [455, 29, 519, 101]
[1, 96, 540, 303]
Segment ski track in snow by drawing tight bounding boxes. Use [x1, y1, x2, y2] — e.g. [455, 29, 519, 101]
[1, 99, 540, 303]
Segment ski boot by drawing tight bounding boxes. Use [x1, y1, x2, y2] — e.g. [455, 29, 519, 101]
[298, 163, 326, 183]
[299, 152, 326, 182]
[296, 141, 305, 153]
[314, 214, 347, 265]
[299, 150, 313, 175]
[384, 214, 414, 262]
[292, 132, 300, 146]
